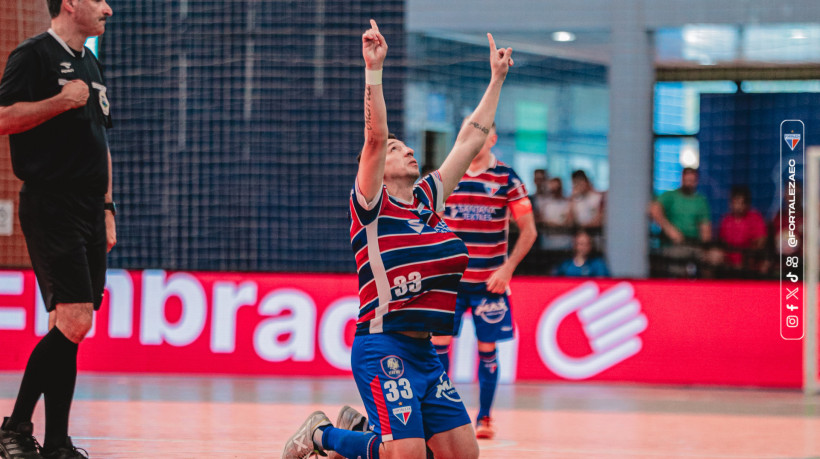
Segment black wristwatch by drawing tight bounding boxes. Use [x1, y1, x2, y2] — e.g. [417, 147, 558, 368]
[104, 201, 117, 216]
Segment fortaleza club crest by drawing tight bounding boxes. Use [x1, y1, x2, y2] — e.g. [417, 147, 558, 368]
[380, 355, 405, 379]
[785, 132, 801, 151]
[392, 406, 412, 425]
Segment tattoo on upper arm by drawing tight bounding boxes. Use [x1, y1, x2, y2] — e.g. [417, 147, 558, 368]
[365, 86, 372, 131]
[469, 121, 489, 134]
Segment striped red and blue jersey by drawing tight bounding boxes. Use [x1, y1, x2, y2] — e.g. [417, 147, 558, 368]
[443, 156, 528, 288]
[350, 171, 469, 336]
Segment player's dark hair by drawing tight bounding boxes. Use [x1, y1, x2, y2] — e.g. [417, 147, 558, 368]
[357, 133, 397, 163]
[46, 0, 61, 18]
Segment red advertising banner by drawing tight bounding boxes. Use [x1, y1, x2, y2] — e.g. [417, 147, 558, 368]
[0, 270, 802, 387]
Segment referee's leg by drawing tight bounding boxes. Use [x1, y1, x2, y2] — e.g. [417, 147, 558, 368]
[1, 191, 101, 459]
[1, 302, 91, 459]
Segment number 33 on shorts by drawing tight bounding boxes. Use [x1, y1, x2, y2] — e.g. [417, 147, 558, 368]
[383, 378, 413, 402]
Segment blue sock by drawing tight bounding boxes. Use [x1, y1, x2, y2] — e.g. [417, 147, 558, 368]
[434, 344, 450, 372]
[320, 426, 381, 459]
[477, 349, 498, 420]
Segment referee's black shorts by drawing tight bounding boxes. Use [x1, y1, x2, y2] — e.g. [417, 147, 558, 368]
[18, 186, 107, 312]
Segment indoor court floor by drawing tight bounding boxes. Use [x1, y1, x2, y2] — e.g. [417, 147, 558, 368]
[1, 373, 819, 458]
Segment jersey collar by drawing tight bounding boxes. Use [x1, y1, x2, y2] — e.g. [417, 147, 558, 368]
[48, 28, 85, 58]
[466, 153, 497, 177]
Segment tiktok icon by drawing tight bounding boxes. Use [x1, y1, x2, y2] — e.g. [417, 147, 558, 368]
[537, 282, 647, 380]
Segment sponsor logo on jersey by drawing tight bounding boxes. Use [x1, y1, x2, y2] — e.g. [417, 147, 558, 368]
[435, 373, 462, 402]
[59, 62, 74, 74]
[392, 406, 412, 425]
[407, 220, 425, 234]
[448, 204, 494, 222]
[785, 133, 801, 150]
[474, 297, 509, 324]
[432, 220, 450, 233]
[380, 355, 405, 379]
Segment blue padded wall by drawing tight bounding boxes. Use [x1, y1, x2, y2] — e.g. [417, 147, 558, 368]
[699, 93, 820, 226]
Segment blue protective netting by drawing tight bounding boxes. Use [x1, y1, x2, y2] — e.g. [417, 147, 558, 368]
[104, 1, 405, 272]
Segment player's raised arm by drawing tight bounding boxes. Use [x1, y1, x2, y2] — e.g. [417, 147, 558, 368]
[356, 19, 389, 203]
[438, 33, 512, 199]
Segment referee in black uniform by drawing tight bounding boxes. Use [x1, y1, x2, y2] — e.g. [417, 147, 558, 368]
[0, 1, 115, 458]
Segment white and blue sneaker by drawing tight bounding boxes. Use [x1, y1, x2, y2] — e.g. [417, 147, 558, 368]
[282, 411, 332, 459]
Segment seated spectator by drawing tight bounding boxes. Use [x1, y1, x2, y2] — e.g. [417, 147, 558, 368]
[529, 168, 549, 221]
[649, 167, 711, 278]
[537, 177, 573, 251]
[570, 170, 604, 231]
[553, 230, 610, 277]
[718, 186, 767, 271]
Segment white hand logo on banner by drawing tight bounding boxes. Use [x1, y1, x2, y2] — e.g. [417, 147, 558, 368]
[537, 281, 647, 380]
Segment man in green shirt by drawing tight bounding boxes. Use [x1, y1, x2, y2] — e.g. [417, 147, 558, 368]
[650, 168, 712, 276]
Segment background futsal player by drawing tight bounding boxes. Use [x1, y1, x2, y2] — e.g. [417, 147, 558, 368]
[432, 121, 536, 440]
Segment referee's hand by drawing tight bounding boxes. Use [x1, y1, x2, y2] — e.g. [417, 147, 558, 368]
[105, 212, 117, 252]
[60, 80, 89, 110]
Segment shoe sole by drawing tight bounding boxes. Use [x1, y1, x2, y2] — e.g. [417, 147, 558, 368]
[476, 429, 495, 439]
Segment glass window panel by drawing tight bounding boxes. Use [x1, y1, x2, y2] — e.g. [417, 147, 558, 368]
[654, 81, 737, 135]
[653, 137, 699, 196]
[655, 25, 739, 64]
[743, 24, 820, 63]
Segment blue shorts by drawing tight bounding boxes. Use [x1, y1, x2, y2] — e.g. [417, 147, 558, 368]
[452, 288, 515, 343]
[351, 333, 471, 442]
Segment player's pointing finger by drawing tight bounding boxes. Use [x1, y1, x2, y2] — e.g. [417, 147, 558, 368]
[370, 19, 379, 32]
[487, 33, 496, 52]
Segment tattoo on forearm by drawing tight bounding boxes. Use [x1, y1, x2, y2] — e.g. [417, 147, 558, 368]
[469, 121, 489, 134]
[365, 86, 372, 131]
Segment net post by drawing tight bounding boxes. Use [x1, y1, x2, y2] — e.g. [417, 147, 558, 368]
[804, 147, 820, 395]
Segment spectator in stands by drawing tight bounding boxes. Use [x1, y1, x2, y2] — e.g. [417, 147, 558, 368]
[537, 178, 571, 227]
[529, 168, 549, 221]
[649, 167, 711, 277]
[553, 230, 609, 277]
[651, 168, 711, 245]
[569, 170, 603, 231]
[718, 186, 767, 271]
[537, 177, 573, 251]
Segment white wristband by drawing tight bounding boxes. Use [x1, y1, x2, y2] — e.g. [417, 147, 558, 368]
[365, 69, 383, 85]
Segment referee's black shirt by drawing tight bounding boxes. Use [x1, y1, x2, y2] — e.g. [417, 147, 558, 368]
[0, 30, 112, 195]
